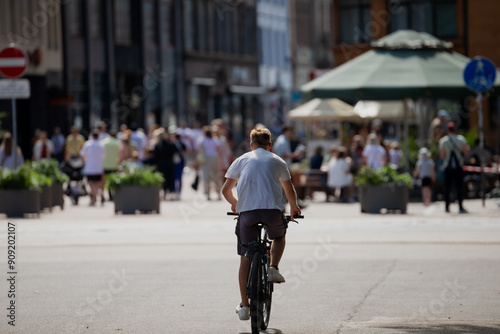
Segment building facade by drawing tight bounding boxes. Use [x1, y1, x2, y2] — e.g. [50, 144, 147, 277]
[331, 0, 500, 152]
[256, 0, 292, 131]
[0, 0, 64, 156]
[61, 0, 176, 134]
[180, 0, 261, 143]
[289, 0, 334, 91]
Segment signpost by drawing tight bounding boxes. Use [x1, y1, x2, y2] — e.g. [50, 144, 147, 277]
[463, 57, 497, 206]
[0, 45, 29, 169]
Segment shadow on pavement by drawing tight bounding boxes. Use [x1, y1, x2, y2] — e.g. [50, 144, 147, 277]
[382, 324, 500, 334]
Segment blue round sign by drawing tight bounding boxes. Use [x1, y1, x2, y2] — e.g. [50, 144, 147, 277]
[463, 57, 497, 92]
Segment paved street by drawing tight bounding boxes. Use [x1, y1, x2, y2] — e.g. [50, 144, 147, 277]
[1, 175, 500, 334]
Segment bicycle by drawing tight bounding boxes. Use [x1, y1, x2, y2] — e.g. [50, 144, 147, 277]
[228, 212, 304, 334]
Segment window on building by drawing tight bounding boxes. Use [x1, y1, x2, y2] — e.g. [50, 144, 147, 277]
[223, 11, 233, 54]
[436, 0, 457, 38]
[68, 0, 84, 37]
[339, 0, 371, 44]
[184, 0, 195, 50]
[114, 0, 132, 44]
[245, 8, 256, 55]
[212, 5, 224, 52]
[92, 72, 106, 119]
[236, 6, 245, 55]
[296, 0, 312, 48]
[161, 0, 173, 47]
[47, 7, 59, 49]
[144, 1, 158, 45]
[197, 0, 207, 51]
[89, 0, 103, 39]
[388, 0, 457, 38]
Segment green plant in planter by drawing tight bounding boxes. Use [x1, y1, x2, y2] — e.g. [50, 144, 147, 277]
[0, 165, 51, 191]
[106, 161, 164, 191]
[355, 166, 413, 188]
[29, 159, 69, 183]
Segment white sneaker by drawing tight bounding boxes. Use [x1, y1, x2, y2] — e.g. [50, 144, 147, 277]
[268, 266, 285, 283]
[235, 304, 250, 321]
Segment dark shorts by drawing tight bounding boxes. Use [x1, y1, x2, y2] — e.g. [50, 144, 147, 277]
[86, 174, 102, 182]
[422, 177, 432, 187]
[235, 209, 288, 256]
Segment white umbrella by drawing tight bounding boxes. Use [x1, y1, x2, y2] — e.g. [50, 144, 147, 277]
[354, 100, 416, 121]
[288, 98, 360, 121]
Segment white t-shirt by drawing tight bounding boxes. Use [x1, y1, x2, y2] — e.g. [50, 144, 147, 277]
[225, 148, 291, 213]
[80, 140, 105, 175]
[363, 144, 386, 170]
[200, 137, 219, 157]
[327, 158, 353, 188]
[273, 134, 292, 167]
[131, 131, 148, 160]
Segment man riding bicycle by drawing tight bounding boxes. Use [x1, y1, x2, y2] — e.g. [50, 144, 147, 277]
[221, 127, 301, 321]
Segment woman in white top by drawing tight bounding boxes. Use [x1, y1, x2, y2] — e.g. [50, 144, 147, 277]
[196, 127, 223, 200]
[363, 133, 386, 170]
[0, 132, 24, 170]
[80, 130, 105, 206]
[327, 147, 354, 202]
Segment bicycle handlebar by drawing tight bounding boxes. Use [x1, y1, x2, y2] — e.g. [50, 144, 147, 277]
[227, 212, 304, 223]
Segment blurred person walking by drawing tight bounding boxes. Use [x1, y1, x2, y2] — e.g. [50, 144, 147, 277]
[389, 141, 403, 169]
[327, 147, 355, 202]
[130, 123, 148, 162]
[80, 130, 105, 206]
[196, 127, 223, 200]
[51, 127, 65, 163]
[0, 132, 24, 169]
[118, 134, 136, 164]
[96, 121, 109, 141]
[273, 124, 300, 169]
[172, 133, 187, 200]
[439, 122, 469, 213]
[65, 126, 86, 161]
[101, 130, 120, 201]
[362, 133, 386, 170]
[414, 147, 436, 206]
[153, 128, 178, 200]
[310, 146, 324, 170]
[32, 130, 54, 161]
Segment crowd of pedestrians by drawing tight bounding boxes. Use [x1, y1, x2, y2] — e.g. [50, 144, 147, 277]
[0, 118, 236, 206]
[0, 109, 494, 212]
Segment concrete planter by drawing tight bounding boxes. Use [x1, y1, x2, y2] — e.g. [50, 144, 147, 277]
[359, 184, 409, 214]
[40, 185, 53, 212]
[114, 186, 160, 214]
[0, 189, 40, 218]
[51, 182, 65, 210]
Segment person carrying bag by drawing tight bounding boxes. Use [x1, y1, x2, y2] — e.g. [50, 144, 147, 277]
[439, 122, 469, 213]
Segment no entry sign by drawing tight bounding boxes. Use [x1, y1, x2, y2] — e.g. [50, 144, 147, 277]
[0, 46, 28, 78]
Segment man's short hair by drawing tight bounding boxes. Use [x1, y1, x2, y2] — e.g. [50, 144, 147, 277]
[250, 128, 271, 148]
[281, 124, 292, 133]
[91, 129, 100, 139]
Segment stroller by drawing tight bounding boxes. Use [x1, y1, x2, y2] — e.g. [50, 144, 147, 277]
[60, 157, 88, 205]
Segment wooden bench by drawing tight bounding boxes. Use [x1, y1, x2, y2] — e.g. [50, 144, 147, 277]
[294, 170, 329, 201]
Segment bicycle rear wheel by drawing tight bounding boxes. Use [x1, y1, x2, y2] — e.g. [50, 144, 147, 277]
[249, 253, 263, 334]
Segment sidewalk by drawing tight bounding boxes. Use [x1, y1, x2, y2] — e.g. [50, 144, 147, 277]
[6, 167, 500, 222]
